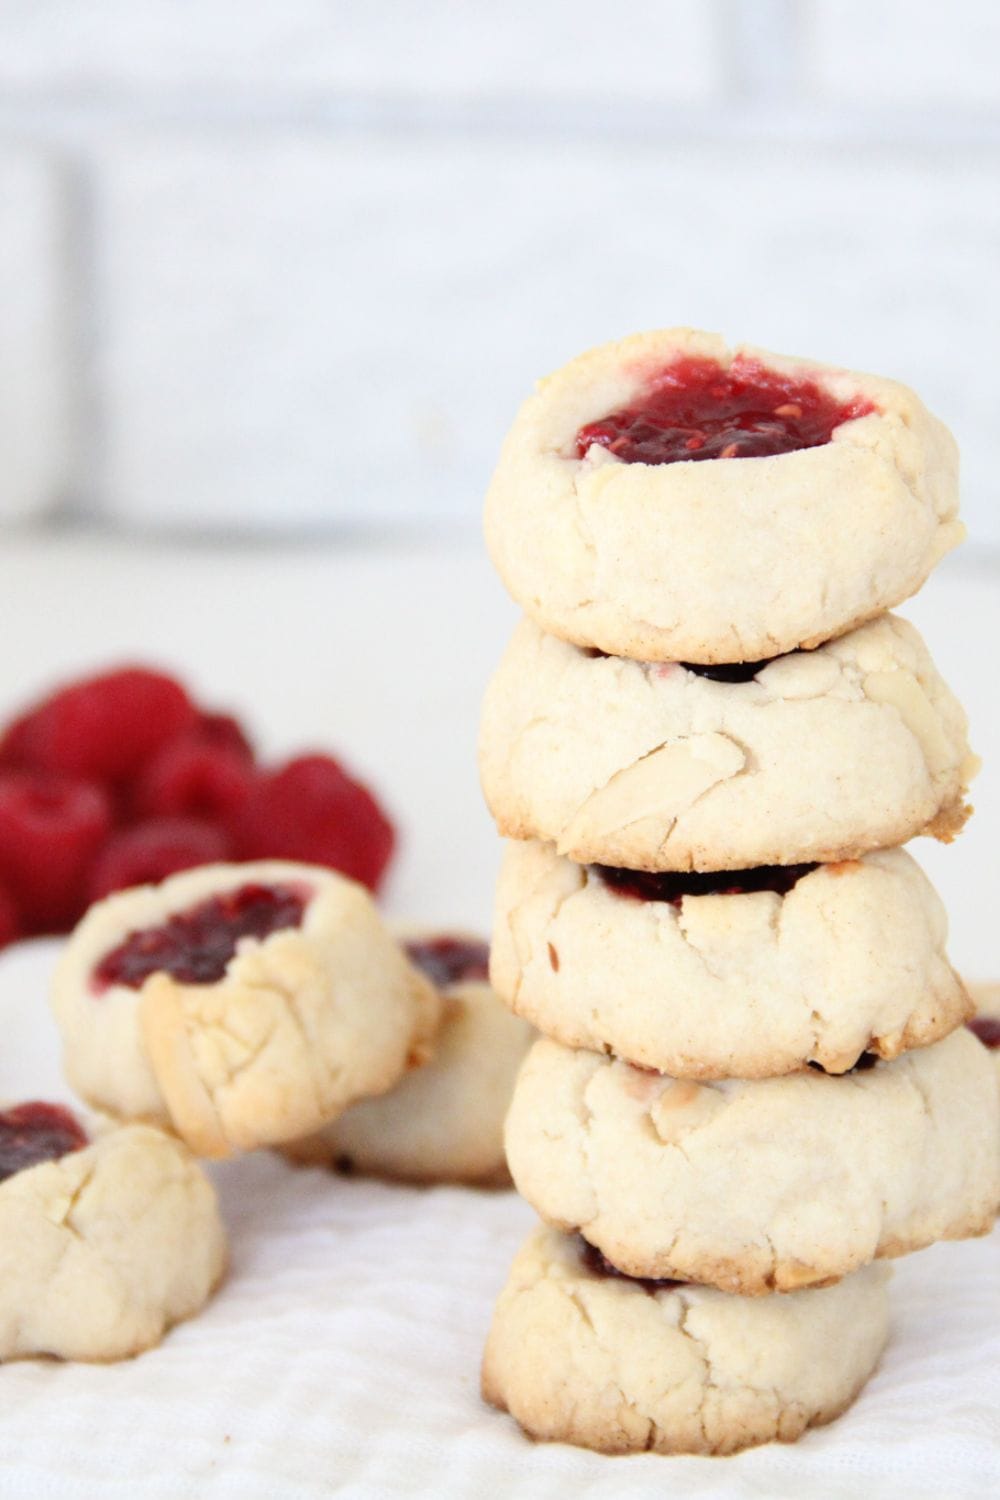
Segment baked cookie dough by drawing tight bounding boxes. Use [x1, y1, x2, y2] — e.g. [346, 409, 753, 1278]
[0, 1103, 225, 1362]
[968, 982, 1000, 1084]
[491, 841, 970, 1078]
[484, 328, 961, 664]
[51, 862, 440, 1158]
[505, 1030, 999, 1294]
[482, 1225, 890, 1456]
[480, 614, 975, 871]
[284, 932, 534, 1185]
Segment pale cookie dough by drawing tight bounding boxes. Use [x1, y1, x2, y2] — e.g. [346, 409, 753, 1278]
[51, 862, 440, 1158]
[480, 614, 975, 870]
[284, 932, 534, 1185]
[505, 1030, 1000, 1294]
[0, 1114, 225, 1362]
[491, 841, 970, 1077]
[482, 1225, 890, 1456]
[968, 982, 1000, 1085]
[484, 327, 961, 663]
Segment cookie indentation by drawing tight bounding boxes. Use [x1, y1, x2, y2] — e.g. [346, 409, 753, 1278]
[92, 881, 312, 991]
[593, 862, 817, 905]
[578, 1236, 684, 1292]
[0, 1101, 87, 1182]
[679, 656, 780, 683]
[404, 935, 490, 988]
[576, 355, 874, 466]
[968, 1016, 1000, 1050]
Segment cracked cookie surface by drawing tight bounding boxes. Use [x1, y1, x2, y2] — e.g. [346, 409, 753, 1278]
[491, 840, 970, 1077]
[480, 614, 975, 870]
[505, 1031, 1000, 1294]
[482, 1225, 890, 1455]
[0, 1120, 225, 1361]
[284, 930, 534, 1185]
[51, 861, 441, 1158]
[484, 327, 961, 663]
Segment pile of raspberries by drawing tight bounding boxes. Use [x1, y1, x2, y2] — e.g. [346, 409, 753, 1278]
[0, 666, 395, 947]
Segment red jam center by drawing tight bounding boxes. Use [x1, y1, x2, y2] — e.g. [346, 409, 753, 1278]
[595, 863, 817, 904]
[585, 647, 788, 684]
[575, 355, 874, 466]
[680, 656, 780, 683]
[579, 1237, 683, 1292]
[809, 1052, 879, 1076]
[0, 1101, 87, 1182]
[92, 881, 311, 991]
[405, 935, 490, 989]
[968, 1017, 1000, 1050]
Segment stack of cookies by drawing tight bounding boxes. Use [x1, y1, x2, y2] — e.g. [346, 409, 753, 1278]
[477, 330, 1000, 1456]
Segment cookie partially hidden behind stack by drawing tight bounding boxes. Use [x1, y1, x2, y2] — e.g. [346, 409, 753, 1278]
[284, 932, 533, 1184]
[477, 330, 999, 1456]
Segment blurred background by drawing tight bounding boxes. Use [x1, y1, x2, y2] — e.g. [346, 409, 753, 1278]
[0, 1, 996, 968]
[0, 0, 998, 546]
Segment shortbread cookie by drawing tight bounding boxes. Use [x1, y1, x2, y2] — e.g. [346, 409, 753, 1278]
[480, 615, 975, 871]
[51, 862, 440, 1158]
[484, 328, 961, 663]
[285, 933, 534, 1184]
[0, 1103, 225, 1362]
[491, 841, 969, 1077]
[505, 1030, 999, 1294]
[482, 1225, 890, 1455]
[968, 982, 1000, 1083]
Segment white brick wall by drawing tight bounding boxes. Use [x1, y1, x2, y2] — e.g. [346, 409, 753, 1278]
[0, 151, 71, 523]
[804, 1, 1000, 107]
[1, 1, 999, 545]
[0, 1, 721, 100]
[91, 131, 1000, 538]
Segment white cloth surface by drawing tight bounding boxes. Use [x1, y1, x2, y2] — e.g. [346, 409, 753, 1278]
[0, 941, 997, 1500]
[0, 536, 995, 1497]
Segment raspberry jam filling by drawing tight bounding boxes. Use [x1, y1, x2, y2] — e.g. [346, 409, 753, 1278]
[583, 646, 784, 683]
[809, 1052, 879, 1076]
[968, 1017, 1000, 1050]
[92, 881, 311, 991]
[575, 355, 874, 466]
[405, 935, 490, 989]
[594, 863, 817, 904]
[681, 656, 780, 683]
[579, 1237, 684, 1292]
[0, 1101, 87, 1183]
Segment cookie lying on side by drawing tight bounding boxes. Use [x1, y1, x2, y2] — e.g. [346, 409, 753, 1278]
[51, 862, 440, 1157]
[285, 932, 533, 1185]
[0, 1102, 225, 1361]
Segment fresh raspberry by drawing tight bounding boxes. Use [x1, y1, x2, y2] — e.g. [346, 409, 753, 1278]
[229, 753, 395, 892]
[131, 736, 255, 824]
[0, 667, 196, 783]
[193, 710, 255, 763]
[0, 771, 113, 932]
[0, 880, 21, 949]
[87, 817, 230, 902]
